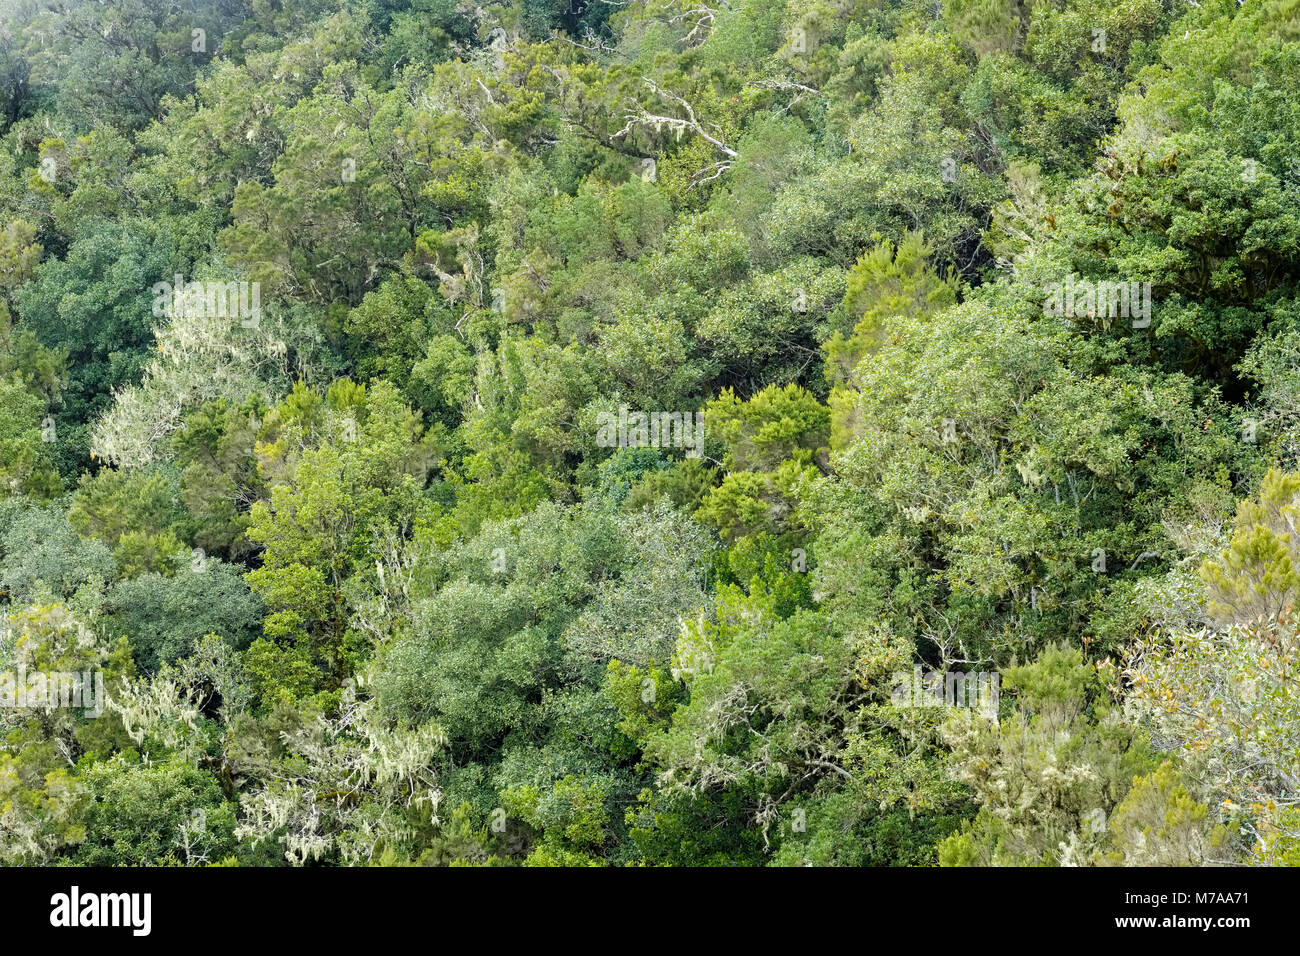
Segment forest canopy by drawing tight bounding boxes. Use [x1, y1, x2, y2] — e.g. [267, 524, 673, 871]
[1, 0, 1299, 867]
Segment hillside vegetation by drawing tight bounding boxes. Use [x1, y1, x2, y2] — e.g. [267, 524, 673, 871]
[1, 0, 1299, 866]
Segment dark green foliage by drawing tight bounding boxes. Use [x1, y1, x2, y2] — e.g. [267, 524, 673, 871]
[102, 562, 263, 674]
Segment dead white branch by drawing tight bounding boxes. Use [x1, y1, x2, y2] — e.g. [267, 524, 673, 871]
[614, 79, 739, 160]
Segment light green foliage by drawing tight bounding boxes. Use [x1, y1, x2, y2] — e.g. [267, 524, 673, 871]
[696, 384, 828, 540]
[0, 603, 134, 863]
[1200, 467, 1300, 624]
[1126, 470, 1300, 864]
[939, 645, 1156, 866]
[946, 0, 1026, 57]
[706, 383, 830, 472]
[831, 233, 958, 381]
[0, 376, 60, 497]
[1100, 762, 1226, 867]
[68, 467, 188, 575]
[244, 379, 436, 685]
[827, 232, 958, 446]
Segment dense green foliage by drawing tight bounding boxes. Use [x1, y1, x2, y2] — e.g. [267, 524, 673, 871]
[2, 0, 1299, 866]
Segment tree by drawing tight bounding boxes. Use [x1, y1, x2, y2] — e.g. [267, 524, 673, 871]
[15, 220, 180, 469]
[939, 645, 1157, 866]
[1125, 469, 1300, 864]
